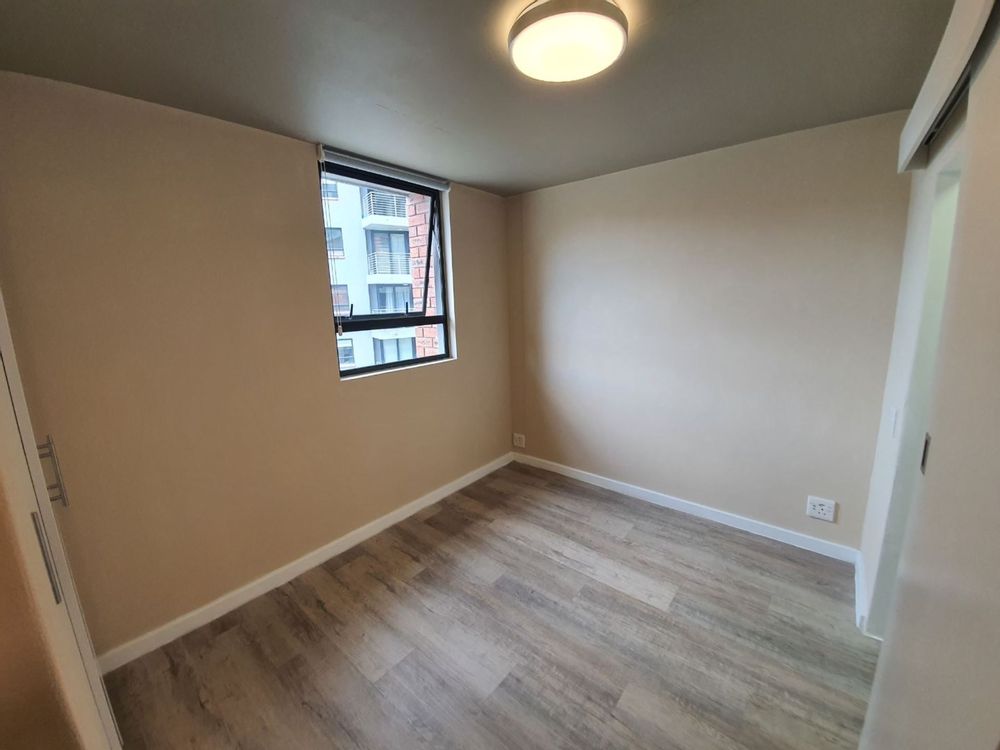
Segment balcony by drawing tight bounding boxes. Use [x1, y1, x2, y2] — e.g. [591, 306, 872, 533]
[370, 303, 411, 314]
[367, 251, 411, 275]
[364, 190, 407, 218]
[361, 190, 409, 230]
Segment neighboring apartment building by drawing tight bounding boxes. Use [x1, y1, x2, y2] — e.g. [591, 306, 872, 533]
[320, 175, 440, 371]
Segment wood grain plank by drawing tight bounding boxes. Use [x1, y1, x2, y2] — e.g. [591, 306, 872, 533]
[106, 462, 879, 749]
[490, 514, 678, 612]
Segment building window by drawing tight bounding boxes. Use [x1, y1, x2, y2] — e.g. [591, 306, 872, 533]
[331, 284, 350, 316]
[326, 227, 345, 258]
[369, 284, 413, 314]
[374, 337, 416, 365]
[321, 177, 339, 200]
[319, 162, 450, 377]
[338, 338, 355, 368]
[367, 230, 410, 274]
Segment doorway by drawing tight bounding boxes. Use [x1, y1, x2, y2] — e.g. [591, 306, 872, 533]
[866, 168, 962, 636]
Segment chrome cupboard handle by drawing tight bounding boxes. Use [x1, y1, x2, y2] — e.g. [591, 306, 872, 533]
[37, 434, 69, 507]
[30, 511, 63, 604]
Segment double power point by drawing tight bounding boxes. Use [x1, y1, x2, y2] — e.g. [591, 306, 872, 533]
[806, 496, 837, 523]
[512, 433, 526, 449]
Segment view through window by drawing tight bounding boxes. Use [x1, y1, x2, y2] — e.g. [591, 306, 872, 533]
[320, 165, 449, 376]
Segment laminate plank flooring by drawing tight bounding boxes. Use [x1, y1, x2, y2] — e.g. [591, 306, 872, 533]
[106, 462, 880, 749]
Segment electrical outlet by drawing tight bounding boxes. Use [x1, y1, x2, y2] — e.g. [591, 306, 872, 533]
[512, 433, 526, 449]
[806, 496, 837, 523]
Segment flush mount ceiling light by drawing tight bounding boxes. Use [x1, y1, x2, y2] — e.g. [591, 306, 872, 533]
[509, 0, 629, 83]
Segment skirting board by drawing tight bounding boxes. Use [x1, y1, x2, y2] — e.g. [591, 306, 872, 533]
[97, 452, 517, 674]
[854, 553, 870, 631]
[515, 454, 871, 633]
[515, 453, 873, 634]
[515, 453, 859, 562]
[99, 449, 869, 672]
[852, 554, 883, 641]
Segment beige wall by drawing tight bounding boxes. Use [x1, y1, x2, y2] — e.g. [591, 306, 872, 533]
[507, 113, 911, 548]
[861, 31, 1000, 749]
[0, 72, 511, 654]
[0, 70, 917, 669]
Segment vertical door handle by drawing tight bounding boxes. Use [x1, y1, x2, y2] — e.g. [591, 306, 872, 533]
[920, 433, 932, 475]
[37, 434, 69, 506]
[30, 511, 63, 604]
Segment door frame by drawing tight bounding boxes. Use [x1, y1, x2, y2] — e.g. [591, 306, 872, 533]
[863, 118, 968, 637]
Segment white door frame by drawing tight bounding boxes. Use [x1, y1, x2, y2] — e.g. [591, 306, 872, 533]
[0, 283, 122, 748]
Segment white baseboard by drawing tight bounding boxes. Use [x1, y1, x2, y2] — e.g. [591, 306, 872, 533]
[100, 449, 870, 673]
[513, 453, 871, 630]
[852, 553, 884, 642]
[854, 552, 869, 630]
[513, 453, 859, 563]
[97, 452, 516, 674]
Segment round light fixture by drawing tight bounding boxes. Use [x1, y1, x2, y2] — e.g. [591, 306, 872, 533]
[509, 0, 629, 83]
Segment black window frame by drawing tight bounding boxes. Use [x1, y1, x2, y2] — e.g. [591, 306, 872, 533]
[320, 162, 451, 378]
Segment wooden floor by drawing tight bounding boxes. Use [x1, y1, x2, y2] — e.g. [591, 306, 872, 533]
[107, 463, 880, 749]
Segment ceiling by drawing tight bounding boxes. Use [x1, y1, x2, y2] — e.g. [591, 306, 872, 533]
[0, 0, 953, 195]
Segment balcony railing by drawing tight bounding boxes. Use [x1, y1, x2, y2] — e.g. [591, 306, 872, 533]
[364, 190, 408, 219]
[370, 303, 413, 315]
[367, 251, 411, 275]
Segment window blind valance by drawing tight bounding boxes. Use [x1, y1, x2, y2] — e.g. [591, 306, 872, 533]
[317, 145, 450, 194]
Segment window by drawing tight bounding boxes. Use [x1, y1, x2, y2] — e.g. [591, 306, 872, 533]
[374, 337, 416, 365]
[367, 230, 409, 274]
[331, 284, 350, 316]
[369, 284, 413, 314]
[321, 177, 339, 200]
[319, 162, 450, 377]
[326, 227, 345, 258]
[338, 338, 355, 368]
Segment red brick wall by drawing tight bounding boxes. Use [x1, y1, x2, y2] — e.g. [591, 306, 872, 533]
[408, 194, 441, 358]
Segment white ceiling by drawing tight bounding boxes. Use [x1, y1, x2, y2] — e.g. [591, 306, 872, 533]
[0, 0, 953, 195]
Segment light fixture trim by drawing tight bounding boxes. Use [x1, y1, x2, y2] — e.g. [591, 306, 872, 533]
[508, 0, 629, 83]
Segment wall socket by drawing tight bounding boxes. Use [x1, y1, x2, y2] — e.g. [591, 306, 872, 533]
[512, 433, 526, 449]
[806, 496, 837, 523]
